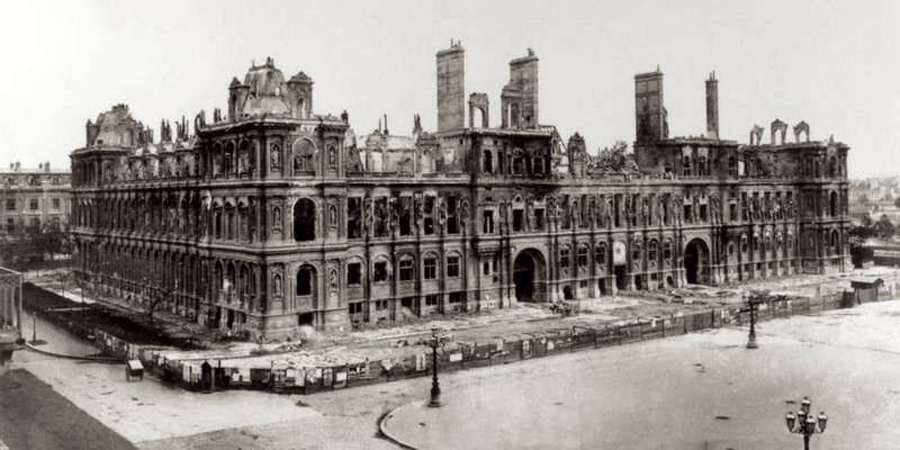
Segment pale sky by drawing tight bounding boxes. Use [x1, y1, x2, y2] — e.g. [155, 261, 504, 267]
[1, 0, 897, 178]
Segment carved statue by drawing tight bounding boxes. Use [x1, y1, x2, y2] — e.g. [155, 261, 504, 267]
[641, 198, 649, 225]
[771, 119, 788, 145]
[389, 197, 399, 232]
[413, 197, 423, 231]
[437, 197, 447, 226]
[363, 197, 373, 233]
[749, 125, 764, 146]
[459, 200, 469, 228]
[793, 121, 810, 143]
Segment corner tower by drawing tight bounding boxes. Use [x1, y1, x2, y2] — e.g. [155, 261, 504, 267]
[436, 40, 465, 132]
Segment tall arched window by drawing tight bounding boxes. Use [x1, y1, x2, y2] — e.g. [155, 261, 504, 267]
[829, 191, 838, 217]
[828, 156, 837, 177]
[293, 198, 316, 241]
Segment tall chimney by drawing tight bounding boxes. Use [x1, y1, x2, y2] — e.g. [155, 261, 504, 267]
[384, 114, 389, 135]
[436, 41, 465, 132]
[706, 71, 719, 140]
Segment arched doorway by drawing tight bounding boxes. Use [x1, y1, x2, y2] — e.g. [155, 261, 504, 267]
[684, 238, 711, 285]
[513, 249, 546, 302]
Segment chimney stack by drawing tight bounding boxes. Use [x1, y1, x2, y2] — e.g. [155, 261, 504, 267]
[705, 71, 719, 140]
[436, 41, 465, 132]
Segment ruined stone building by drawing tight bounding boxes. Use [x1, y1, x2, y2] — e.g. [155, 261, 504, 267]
[69, 46, 850, 339]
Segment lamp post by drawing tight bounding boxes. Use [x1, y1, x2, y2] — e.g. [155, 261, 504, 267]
[785, 396, 828, 450]
[427, 326, 449, 408]
[740, 291, 763, 349]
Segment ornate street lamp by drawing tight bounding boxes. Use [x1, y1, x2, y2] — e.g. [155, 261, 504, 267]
[741, 291, 764, 349]
[426, 326, 450, 408]
[785, 396, 828, 450]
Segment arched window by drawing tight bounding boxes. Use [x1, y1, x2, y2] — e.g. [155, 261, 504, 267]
[830, 229, 839, 254]
[483, 150, 493, 174]
[631, 242, 642, 268]
[828, 156, 837, 177]
[663, 239, 673, 262]
[741, 234, 748, 253]
[648, 239, 659, 263]
[292, 139, 317, 174]
[296, 265, 315, 296]
[224, 202, 235, 240]
[293, 198, 316, 241]
[752, 233, 760, 252]
[577, 245, 589, 268]
[399, 255, 415, 281]
[829, 191, 838, 217]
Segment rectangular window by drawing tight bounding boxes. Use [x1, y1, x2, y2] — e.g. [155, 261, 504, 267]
[425, 294, 439, 306]
[347, 197, 362, 239]
[424, 257, 437, 280]
[29, 199, 38, 210]
[560, 249, 570, 269]
[374, 197, 389, 237]
[399, 196, 412, 236]
[424, 196, 434, 235]
[482, 210, 494, 234]
[513, 209, 524, 232]
[699, 204, 708, 222]
[5, 218, 13, 234]
[683, 204, 692, 223]
[399, 258, 414, 281]
[373, 261, 388, 282]
[447, 197, 459, 234]
[447, 256, 460, 278]
[577, 247, 588, 267]
[729, 203, 737, 222]
[349, 302, 363, 315]
[449, 291, 466, 304]
[5, 199, 14, 211]
[483, 261, 490, 275]
[52, 198, 60, 210]
[347, 262, 362, 285]
[741, 193, 749, 221]
[534, 208, 544, 231]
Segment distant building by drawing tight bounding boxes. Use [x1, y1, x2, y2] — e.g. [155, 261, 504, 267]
[70, 47, 851, 340]
[0, 162, 71, 240]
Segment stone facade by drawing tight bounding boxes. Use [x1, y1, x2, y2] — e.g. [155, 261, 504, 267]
[69, 47, 851, 340]
[0, 162, 71, 240]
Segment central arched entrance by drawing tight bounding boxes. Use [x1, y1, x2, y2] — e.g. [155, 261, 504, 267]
[684, 238, 711, 284]
[513, 249, 546, 302]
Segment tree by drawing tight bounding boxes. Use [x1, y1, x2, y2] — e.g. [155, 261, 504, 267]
[893, 197, 900, 209]
[875, 214, 895, 239]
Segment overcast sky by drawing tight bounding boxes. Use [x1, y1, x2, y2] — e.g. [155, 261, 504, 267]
[1, 0, 897, 178]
